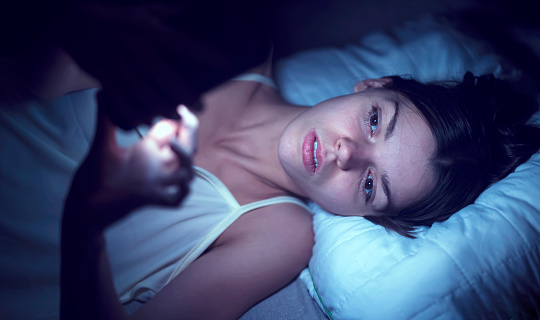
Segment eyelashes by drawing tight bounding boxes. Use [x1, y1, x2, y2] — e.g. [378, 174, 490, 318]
[363, 172, 374, 201]
[365, 105, 379, 136]
[361, 105, 379, 203]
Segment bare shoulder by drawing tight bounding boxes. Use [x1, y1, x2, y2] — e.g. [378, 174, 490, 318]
[214, 202, 314, 254]
[132, 203, 314, 320]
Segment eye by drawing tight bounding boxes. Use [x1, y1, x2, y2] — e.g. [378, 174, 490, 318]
[364, 172, 374, 198]
[366, 106, 379, 136]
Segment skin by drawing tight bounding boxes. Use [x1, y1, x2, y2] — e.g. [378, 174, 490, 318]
[14, 3, 433, 320]
[56, 50, 435, 320]
[60, 58, 315, 320]
[279, 78, 437, 216]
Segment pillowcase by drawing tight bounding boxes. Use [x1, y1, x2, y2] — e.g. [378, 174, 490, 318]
[303, 143, 540, 319]
[275, 16, 509, 106]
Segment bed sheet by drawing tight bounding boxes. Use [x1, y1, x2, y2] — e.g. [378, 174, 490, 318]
[0, 86, 97, 319]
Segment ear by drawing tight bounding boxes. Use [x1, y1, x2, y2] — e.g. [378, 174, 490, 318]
[353, 78, 393, 93]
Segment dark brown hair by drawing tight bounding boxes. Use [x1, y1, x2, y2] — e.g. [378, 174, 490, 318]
[365, 72, 540, 238]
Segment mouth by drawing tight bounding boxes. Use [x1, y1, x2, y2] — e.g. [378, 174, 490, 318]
[302, 130, 322, 174]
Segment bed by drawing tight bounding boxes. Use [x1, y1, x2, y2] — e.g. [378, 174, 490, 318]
[1, 3, 539, 320]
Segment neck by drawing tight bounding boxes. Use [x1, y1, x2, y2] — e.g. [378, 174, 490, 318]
[216, 100, 307, 196]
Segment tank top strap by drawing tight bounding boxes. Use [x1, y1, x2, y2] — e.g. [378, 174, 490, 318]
[194, 167, 309, 212]
[165, 169, 310, 283]
[166, 194, 310, 282]
[231, 73, 277, 89]
[193, 166, 240, 207]
[238, 195, 310, 213]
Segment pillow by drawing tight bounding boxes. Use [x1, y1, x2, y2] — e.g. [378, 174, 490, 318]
[275, 15, 540, 319]
[275, 15, 510, 106]
[303, 143, 540, 319]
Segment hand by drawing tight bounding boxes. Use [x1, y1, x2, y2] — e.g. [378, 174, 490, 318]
[65, 105, 198, 232]
[106, 121, 192, 204]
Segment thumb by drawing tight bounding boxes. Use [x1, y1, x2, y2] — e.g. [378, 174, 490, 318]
[146, 119, 180, 147]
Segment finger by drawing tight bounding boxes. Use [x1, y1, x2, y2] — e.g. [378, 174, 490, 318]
[161, 166, 194, 186]
[178, 104, 199, 129]
[169, 138, 194, 168]
[147, 119, 180, 147]
[168, 177, 191, 206]
[156, 177, 191, 207]
[177, 105, 199, 155]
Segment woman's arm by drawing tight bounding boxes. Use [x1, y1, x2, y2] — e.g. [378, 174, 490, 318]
[62, 139, 313, 320]
[60, 108, 196, 319]
[129, 204, 314, 320]
[61, 214, 127, 320]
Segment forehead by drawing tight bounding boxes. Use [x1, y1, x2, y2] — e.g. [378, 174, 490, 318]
[378, 97, 436, 210]
[334, 88, 399, 107]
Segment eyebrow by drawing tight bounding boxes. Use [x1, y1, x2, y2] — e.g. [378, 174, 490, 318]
[380, 101, 399, 210]
[384, 101, 400, 141]
[381, 171, 393, 210]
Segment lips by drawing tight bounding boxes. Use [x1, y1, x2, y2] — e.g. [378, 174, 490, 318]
[302, 130, 322, 174]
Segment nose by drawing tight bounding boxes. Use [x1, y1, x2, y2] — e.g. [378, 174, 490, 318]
[335, 138, 369, 170]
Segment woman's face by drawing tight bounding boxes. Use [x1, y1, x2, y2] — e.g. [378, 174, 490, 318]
[278, 79, 436, 217]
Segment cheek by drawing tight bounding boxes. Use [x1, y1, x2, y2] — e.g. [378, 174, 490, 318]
[278, 135, 294, 166]
[278, 122, 304, 169]
[307, 176, 362, 215]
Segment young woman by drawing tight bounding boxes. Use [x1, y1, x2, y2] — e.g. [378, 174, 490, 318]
[41, 3, 539, 320]
[61, 52, 439, 317]
[59, 52, 540, 320]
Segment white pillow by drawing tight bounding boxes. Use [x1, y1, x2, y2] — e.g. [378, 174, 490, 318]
[303, 145, 540, 319]
[275, 16, 509, 106]
[276, 16, 539, 319]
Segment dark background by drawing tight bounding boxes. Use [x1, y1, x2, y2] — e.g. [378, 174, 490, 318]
[1, 0, 539, 91]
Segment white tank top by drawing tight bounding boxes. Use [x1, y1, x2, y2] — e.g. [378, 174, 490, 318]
[105, 74, 309, 303]
[106, 167, 309, 303]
